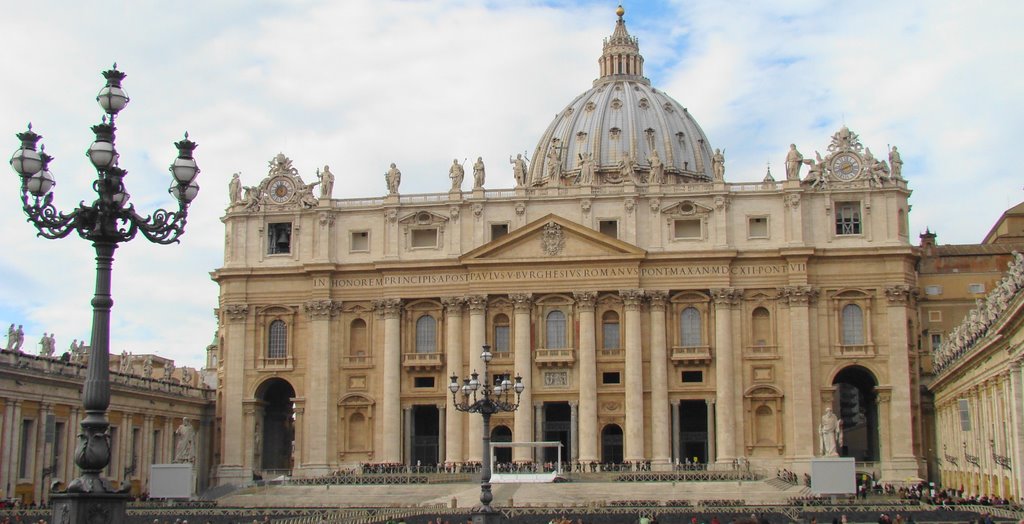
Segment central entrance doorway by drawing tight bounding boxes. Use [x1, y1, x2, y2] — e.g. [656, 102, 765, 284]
[411, 405, 439, 467]
[678, 400, 708, 464]
[542, 402, 571, 464]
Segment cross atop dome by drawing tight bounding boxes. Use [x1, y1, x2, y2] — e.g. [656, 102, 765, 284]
[597, 5, 648, 85]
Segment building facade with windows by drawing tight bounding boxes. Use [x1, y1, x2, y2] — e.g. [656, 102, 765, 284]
[212, 9, 924, 485]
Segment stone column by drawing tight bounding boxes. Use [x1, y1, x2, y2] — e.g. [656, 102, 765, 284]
[303, 298, 339, 476]
[883, 285, 918, 478]
[621, 288, 645, 461]
[706, 399, 716, 464]
[573, 291, 598, 464]
[877, 389, 893, 466]
[779, 286, 817, 458]
[292, 401, 305, 470]
[0, 400, 16, 498]
[648, 290, 670, 468]
[243, 401, 258, 472]
[403, 406, 413, 466]
[437, 404, 446, 466]
[511, 293, 533, 463]
[569, 401, 579, 463]
[8, 400, 23, 492]
[442, 296, 465, 464]
[375, 298, 403, 463]
[219, 304, 249, 483]
[671, 400, 681, 465]
[142, 415, 154, 483]
[1009, 359, 1024, 498]
[66, 407, 81, 483]
[467, 295, 488, 462]
[711, 288, 740, 462]
[35, 403, 52, 504]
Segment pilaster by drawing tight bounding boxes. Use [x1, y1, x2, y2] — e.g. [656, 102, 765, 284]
[778, 285, 818, 459]
[217, 303, 249, 483]
[302, 298, 340, 475]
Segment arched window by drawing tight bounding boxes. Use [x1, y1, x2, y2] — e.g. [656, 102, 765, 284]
[493, 314, 510, 353]
[680, 307, 701, 347]
[268, 320, 287, 359]
[546, 310, 567, 349]
[841, 304, 865, 345]
[752, 307, 771, 346]
[602, 310, 620, 349]
[415, 315, 437, 354]
[349, 319, 367, 356]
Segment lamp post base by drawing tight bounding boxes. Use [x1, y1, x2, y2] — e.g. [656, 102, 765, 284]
[471, 508, 503, 524]
[50, 491, 129, 524]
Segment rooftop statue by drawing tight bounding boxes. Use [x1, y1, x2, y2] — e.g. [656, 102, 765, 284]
[449, 158, 465, 191]
[472, 157, 485, 189]
[648, 149, 665, 184]
[889, 146, 903, 180]
[228, 173, 241, 205]
[318, 165, 334, 198]
[785, 144, 803, 181]
[712, 149, 725, 182]
[510, 154, 528, 187]
[385, 163, 401, 194]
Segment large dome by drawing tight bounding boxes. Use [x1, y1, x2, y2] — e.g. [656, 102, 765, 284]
[526, 8, 714, 186]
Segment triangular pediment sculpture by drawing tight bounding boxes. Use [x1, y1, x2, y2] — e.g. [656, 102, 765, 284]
[462, 214, 646, 264]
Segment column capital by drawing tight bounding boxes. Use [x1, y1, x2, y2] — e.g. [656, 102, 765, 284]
[647, 290, 668, 310]
[465, 295, 488, 313]
[619, 288, 645, 310]
[875, 389, 892, 404]
[441, 296, 466, 315]
[573, 291, 597, 311]
[775, 285, 818, 306]
[223, 303, 249, 322]
[304, 299, 340, 320]
[510, 293, 533, 312]
[711, 287, 742, 306]
[372, 298, 403, 319]
[884, 284, 918, 305]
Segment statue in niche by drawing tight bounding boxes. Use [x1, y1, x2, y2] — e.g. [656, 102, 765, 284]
[648, 149, 665, 184]
[785, 144, 803, 181]
[510, 154, 529, 187]
[174, 418, 196, 463]
[228, 173, 242, 205]
[889, 146, 903, 180]
[449, 159, 465, 191]
[819, 407, 842, 457]
[318, 165, 334, 198]
[577, 152, 596, 185]
[712, 148, 725, 181]
[472, 157, 486, 189]
[385, 163, 401, 194]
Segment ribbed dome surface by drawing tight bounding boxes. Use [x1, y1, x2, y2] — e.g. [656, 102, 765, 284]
[526, 8, 714, 186]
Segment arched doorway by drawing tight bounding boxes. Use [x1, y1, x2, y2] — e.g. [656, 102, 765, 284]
[491, 425, 512, 464]
[257, 378, 295, 473]
[601, 424, 623, 464]
[832, 366, 878, 461]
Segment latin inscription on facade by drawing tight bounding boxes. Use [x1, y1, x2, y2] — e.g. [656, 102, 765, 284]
[314, 263, 807, 288]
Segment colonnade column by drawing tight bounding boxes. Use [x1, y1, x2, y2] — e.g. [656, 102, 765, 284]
[573, 291, 598, 464]
[375, 298, 403, 463]
[711, 288, 739, 463]
[883, 285, 918, 478]
[467, 295, 488, 462]
[219, 304, 249, 482]
[0, 400, 16, 498]
[621, 288, 645, 462]
[1009, 359, 1024, 499]
[142, 415, 154, 484]
[510, 293, 533, 463]
[779, 286, 817, 459]
[442, 297, 465, 464]
[303, 298, 339, 476]
[403, 407, 413, 466]
[67, 407, 81, 483]
[292, 401, 305, 470]
[648, 290, 670, 468]
[671, 400, 680, 465]
[534, 403, 543, 463]
[35, 403, 52, 504]
[437, 404, 446, 466]
[569, 401, 578, 463]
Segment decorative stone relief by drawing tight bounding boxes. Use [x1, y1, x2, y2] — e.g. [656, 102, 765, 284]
[304, 299, 340, 319]
[711, 288, 743, 306]
[510, 293, 533, 312]
[649, 198, 660, 214]
[624, 198, 635, 215]
[776, 286, 818, 306]
[647, 290, 668, 310]
[472, 203, 483, 219]
[441, 296, 466, 315]
[541, 222, 565, 256]
[784, 194, 801, 208]
[449, 205, 460, 220]
[318, 212, 335, 227]
[713, 195, 729, 211]
[619, 288, 645, 310]
[544, 371, 569, 387]
[573, 291, 597, 311]
[385, 209, 398, 223]
[465, 295, 488, 313]
[884, 284, 917, 305]
[581, 199, 591, 214]
[515, 202, 526, 216]
[602, 401, 621, 412]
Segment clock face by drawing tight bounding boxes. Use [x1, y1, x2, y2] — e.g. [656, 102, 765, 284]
[269, 178, 294, 203]
[831, 153, 862, 180]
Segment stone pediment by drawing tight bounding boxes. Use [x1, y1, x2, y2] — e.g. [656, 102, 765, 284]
[462, 214, 645, 264]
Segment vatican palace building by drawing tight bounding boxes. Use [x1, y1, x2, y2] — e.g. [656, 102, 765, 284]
[211, 9, 925, 486]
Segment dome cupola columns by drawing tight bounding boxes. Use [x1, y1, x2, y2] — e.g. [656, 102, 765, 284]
[597, 5, 648, 86]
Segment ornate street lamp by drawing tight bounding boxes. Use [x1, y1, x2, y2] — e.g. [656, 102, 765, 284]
[450, 345, 524, 524]
[8, 65, 199, 524]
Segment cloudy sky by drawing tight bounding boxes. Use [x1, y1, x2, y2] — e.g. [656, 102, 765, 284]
[1, 1, 1021, 369]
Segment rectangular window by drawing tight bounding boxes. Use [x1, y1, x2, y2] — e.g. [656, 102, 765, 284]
[410, 228, 438, 248]
[602, 322, 620, 350]
[928, 310, 942, 322]
[602, 372, 621, 385]
[958, 399, 971, 431]
[350, 231, 369, 252]
[674, 219, 701, 239]
[931, 333, 942, 351]
[599, 220, 618, 238]
[681, 370, 703, 383]
[747, 216, 768, 238]
[413, 376, 435, 388]
[924, 285, 942, 296]
[835, 202, 861, 235]
[18, 419, 33, 478]
[968, 283, 985, 294]
[490, 223, 509, 240]
[267, 222, 292, 254]
[494, 325, 510, 353]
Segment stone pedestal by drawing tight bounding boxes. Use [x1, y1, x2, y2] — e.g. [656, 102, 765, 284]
[51, 491, 129, 524]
